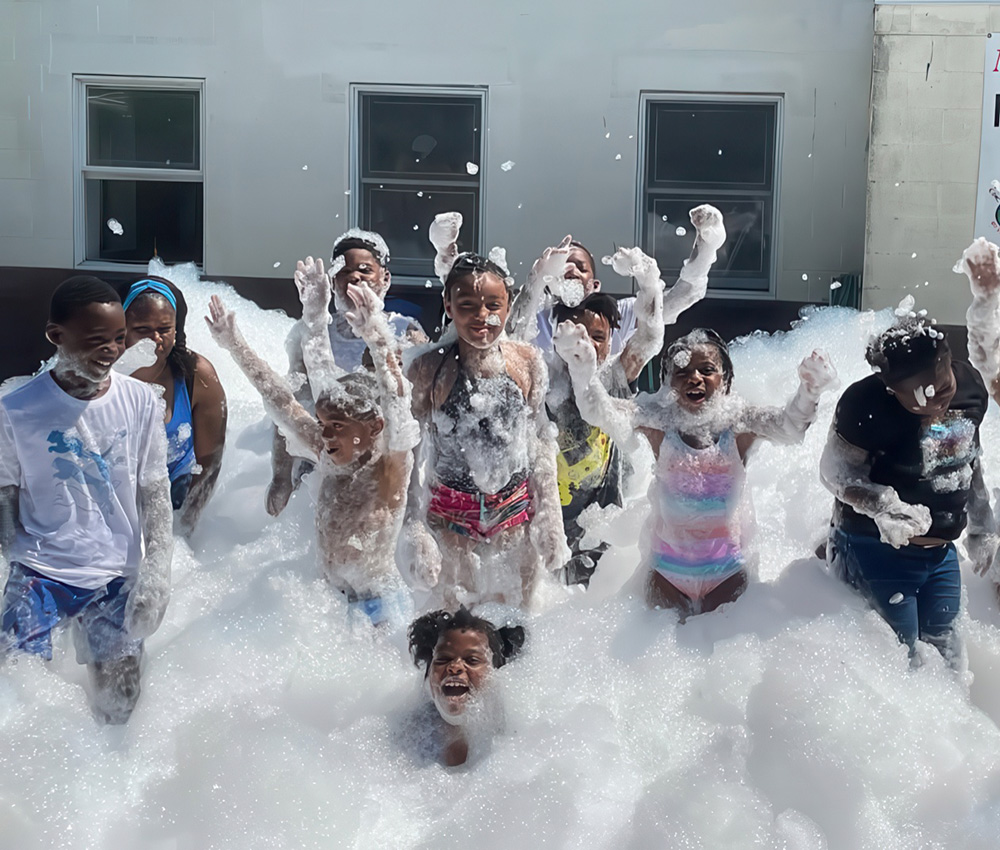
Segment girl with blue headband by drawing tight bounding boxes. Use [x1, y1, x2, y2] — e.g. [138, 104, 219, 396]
[121, 275, 227, 534]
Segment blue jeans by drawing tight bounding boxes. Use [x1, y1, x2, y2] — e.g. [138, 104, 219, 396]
[829, 527, 961, 661]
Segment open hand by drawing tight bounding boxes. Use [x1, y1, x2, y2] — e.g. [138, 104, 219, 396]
[294, 256, 332, 322]
[798, 349, 838, 395]
[553, 320, 598, 382]
[956, 237, 1000, 298]
[689, 204, 726, 253]
[204, 295, 241, 350]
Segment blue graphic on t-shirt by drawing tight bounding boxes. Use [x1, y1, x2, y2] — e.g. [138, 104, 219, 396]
[47, 429, 123, 511]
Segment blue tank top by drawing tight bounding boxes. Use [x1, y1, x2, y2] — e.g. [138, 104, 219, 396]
[165, 374, 196, 482]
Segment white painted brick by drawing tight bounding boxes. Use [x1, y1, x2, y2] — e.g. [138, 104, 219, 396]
[874, 36, 891, 72]
[991, 7, 1000, 32]
[869, 143, 909, 182]
[907, 70, 983, 110]
[942, 33, 989, 73]
[938, 181, 978, 218]
[875, 5, 895, 35]
[910, 5, 990, 36]
[941, 107, 982, 143]
[872, 69, 911, 110]
[890, 6, 913, 34]
[883, 33, 937, 73]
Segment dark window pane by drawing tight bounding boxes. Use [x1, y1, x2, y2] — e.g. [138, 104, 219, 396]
[88, 88, 199, 169]
[362, 94, 482, 180]
[647, 102, 773, 189]
[362, 184, 478, 277]
[646, 196, 770, 291]
[86, 179, 203, 264]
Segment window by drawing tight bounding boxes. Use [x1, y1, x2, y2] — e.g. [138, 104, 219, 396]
[639, 96, 780, 294]
[352, 87, 485, 278]
[76, 77, 204, 268]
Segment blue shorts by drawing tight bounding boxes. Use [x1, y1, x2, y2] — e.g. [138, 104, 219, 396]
[1, 562, 142, 664]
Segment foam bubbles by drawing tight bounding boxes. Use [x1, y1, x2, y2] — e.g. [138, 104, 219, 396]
[106, 218, 123, 236]
[466, 162, 480, 175]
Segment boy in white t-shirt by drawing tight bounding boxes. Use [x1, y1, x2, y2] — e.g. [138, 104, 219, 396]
[0, 276, 173, 724]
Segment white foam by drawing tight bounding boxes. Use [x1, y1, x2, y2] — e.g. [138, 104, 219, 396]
[3, 287, 1000, 848]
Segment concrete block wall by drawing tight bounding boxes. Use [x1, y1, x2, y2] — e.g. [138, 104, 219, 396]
[867, 3, 999, 324]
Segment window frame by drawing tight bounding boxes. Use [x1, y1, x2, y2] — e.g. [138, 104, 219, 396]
[636, 91, 783, 300]
[73, 75, 206, 273]
[349, 83, 488, 283]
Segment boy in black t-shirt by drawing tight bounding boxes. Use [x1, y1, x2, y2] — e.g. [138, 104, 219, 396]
[820, 317, 996, 664]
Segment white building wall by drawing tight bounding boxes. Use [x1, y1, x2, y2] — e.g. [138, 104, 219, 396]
[867, 2, 1000, 323]
[0, 0, 874, 299]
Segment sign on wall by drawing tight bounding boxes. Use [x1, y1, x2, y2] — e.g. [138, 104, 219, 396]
[977, 33, 1000, 237]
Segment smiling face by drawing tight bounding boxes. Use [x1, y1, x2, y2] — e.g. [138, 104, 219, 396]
[443, 271, 510, 349]
[575, 310, 612, 364]
[885, 351, 957, 418]
[565, 245, 599, 296]
[125, 294, 177, 376]
[46, 301, 127, 382]
[429, 628, 493, 721]
[315, 401, 384, 465]
[332, 248, 388, 302]
[669, 344, 727, 412]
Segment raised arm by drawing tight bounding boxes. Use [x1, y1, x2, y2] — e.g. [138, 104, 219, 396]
[662, 204, 727, 325]
[507, 236, 573, 343]
[738, 350, 838, 446]
[819, 427, 931, 548]
[606, 247, 665, 382]
[343, 282, 421, 454]
[553, 320, 643, 453]
[429, 212, 463, 283]
[293, 256, 343, 404]
[956, 237, 1000, 403]
[965, 456, 1000, 577]
[205, 296, 322, 459]
[125, 419, 173, 639]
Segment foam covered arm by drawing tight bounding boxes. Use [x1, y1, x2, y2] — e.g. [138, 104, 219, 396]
[662, 204, 726, 325]
[295, 257, 343, 402]
[553, 321, 641, 452]
[740, 350, 837, 445]
[0, 485, 17, 588]
[507, 236, 572, 343]
[429, 212, 463, 283]
[957, 238, 1000, 398]
[344, 284, 421, 453]
[965, 458, 1000, 577]
[125, 474, 173, 639]
[206, 296, 323, 459]
[615, 247, 665, 382]
[820, 429, 931, 548]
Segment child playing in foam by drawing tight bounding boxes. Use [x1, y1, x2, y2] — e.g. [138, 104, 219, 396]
[557, 322, 836, 616]
[507, 205, 724, 355]
[406, 606, 525, 767]
[206, 257, 420, 625]
[402, 213, 569, 609]
[0, 276, 173, 724]
[267, 229, 425, 517]
[822, 315, 995, 665]
[547, 206, 725, 587]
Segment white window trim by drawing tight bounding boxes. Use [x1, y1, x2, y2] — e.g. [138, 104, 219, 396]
[348, 83, 488, 285]
[73, 74, 206, 274]
[636, 91, 783, 301]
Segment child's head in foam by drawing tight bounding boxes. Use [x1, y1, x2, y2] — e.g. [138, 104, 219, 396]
[866, 317, 955, 417]
[330, 229, 391, 306]
[565, 241, 601, 297]
[314, 372, 385, 465]
[46, 276, 126, 383]
[662, 328, 734, 413]
[553, 292, 621, 365]
[442, 253, 513, 350]
[408, 606, 525, 723]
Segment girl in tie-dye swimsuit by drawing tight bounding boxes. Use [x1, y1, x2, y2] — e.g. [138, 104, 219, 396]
[557, 324, 837, 617]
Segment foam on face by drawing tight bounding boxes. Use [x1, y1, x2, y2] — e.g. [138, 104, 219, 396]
[5, 277, 1000, 847]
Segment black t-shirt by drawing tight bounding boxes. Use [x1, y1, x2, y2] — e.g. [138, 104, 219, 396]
[833, 360, 988, 540]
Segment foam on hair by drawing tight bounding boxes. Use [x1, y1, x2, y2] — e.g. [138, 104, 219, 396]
[408, 606, 526, 674]
[552, 292, 621, 330]
[316, 371, 383, 422]
[49, 276, 121, 324]
[866, 316, 949, 384]
[662, 327, 734, 390]
[331, 228, 390, 266]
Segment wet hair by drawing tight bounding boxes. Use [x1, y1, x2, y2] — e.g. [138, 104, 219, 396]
[552, 292, 621, 330]
[408, 606, 526, 675]
[443, 252, 513, 298]
[569, 240, 597, 275]
[662, 327, 734, 391]
[316, 371, 382, 423]
[866, 316, 950, 384]
[49, 275, 121, 324]
[120, 275, 198, 387]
